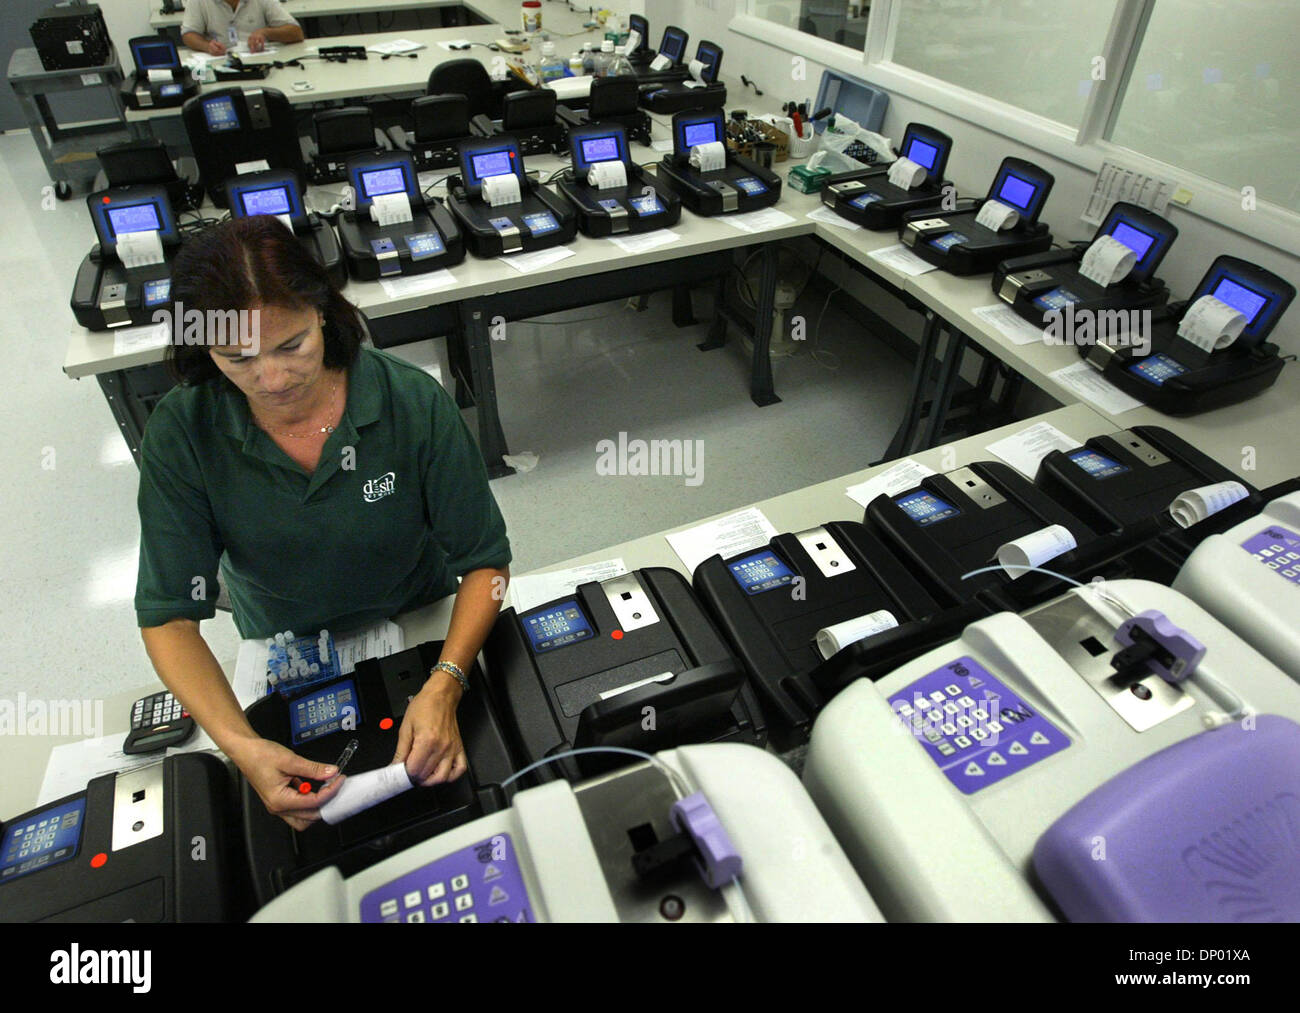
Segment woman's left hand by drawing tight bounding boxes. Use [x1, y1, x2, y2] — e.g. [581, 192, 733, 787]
[392, 673, 467, 786]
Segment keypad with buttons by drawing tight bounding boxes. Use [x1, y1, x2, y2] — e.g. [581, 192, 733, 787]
[131, 691, 186, 732]
[289, 679, 359, 745]
[889, 656, 1070, 795]
[361, 834, 534, 924]
[0, 797, 86, 883]
[1240, 525, 1300, 587]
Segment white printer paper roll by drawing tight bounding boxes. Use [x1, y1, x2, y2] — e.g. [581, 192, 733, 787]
[116, 229, 165, 269]
[1177, 295, 1247, 352]
[588, 160, 628, 190]
[649, 53, 672, 71]
[815, 610, 900, 660]
[320, 762, 414, 825]
[626, 30, 642, 54]
[689, 141, 727, 173]
[975, 199, 1020, 232]
[887, 156, 926, 190]
[1169, 481, 1249, 529]
[147, 68, 173, 84]
[370, 191, 414, 227]
[1078, 234, 1137, 287]
[688, 58, 705, 81]
[482, 172, 522, 207]
[996, 524, 1077, 575]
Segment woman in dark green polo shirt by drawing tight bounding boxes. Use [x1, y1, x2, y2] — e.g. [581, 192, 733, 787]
[135, 217, 511, 831]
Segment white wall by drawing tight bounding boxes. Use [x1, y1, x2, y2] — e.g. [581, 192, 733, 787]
[97, 0, 156, 53]
[647, 0, 1300, 353]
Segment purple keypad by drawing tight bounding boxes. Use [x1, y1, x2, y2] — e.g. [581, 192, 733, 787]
[360, 834, 534, 923]
[1240, 524, 1300, 587]
[889, 655, 1070, 795]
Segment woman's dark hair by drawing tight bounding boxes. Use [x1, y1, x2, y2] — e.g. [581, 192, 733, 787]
[165, 216, 364, 384]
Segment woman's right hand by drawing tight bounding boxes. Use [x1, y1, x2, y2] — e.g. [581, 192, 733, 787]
[234, 737, 346, 831]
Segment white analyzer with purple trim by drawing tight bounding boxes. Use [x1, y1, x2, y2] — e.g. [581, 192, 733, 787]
[250, 743, 881, 923]
[1174, 489, 1300, 681]
[803, 579, 1300, 922]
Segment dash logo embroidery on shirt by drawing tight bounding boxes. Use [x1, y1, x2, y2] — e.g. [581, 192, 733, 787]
[362, 472, 396, 503]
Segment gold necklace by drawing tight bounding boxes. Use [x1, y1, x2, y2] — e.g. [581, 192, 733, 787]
[257, 379, 342, 439]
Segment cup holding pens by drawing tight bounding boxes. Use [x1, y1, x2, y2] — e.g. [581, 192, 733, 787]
[787, 122, 817, 159]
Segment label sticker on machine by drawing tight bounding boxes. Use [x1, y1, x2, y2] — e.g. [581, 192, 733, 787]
[597, 199, 624, 213]
[1128, 352, 1188, 386]
[360, 834, 534, 923]
[1033, 287, 1082, 313]
[1068, 448, 1129, 480]
[895, 490, 960, 526]
[1, 797, 86, 884]
[405, 232, 445, 260]
[289, 678, 360, 745]
[733, 177, 768, 196]
[1240, 525, 1300, 587]
[849, 191, 883, 209]
[629, 194, 665, 216]
[928, 231, 968, 252]
[522, 212, 560, 235]
[523, 599, 594, 653]
[728, 550, 795, 595]
[142, 278, 171, 308]
[889, 656, 1070, 794]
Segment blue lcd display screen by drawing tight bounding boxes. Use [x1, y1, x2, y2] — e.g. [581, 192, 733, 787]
[896, 490, 960, 526]
[660, 32, 685, 62]
[1109, 221, 1157, 263]
[1129, 352, 1188, 385]
[405, 231, 445, 259]
[108, 203, 162, 236]
[362, 167, 408, 198]
[203, 95, 239, 132]
[523, 600, 594, 653]
[1211, 277, 1268, 325]
[1068, 448, 1129, 479]
[160, 82, 182, 97]
[136, 42, 176, 69]
[906, 138, 939, 171]
[289, 678, 359, 745]
[683, 121, 719, 148]
[849, 191, 883, 208]
[728, 550, 795, 595]
[629, 194, 663, 215]
[143, 278, 171, 307]
[241, 186, 292, 217]
[580, 136, 620, 163]
[471, 150, 514, 180]
[523, 211, 559, 235]
[0, 797, 86, 885]
[997, 173, 1037, 211]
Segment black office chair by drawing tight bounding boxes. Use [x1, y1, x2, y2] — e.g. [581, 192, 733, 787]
[427, 58, 525, 122]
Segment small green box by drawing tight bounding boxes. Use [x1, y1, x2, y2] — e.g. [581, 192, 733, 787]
[788, 165, 832, 194]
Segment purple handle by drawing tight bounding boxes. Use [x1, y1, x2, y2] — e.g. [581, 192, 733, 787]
[670, 792, 743, 890]
[1115, 609, 1205, 683]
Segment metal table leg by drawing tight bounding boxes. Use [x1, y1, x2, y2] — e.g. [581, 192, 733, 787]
[882, 311, 943, 461]
[748, 243, 780, 407]
[921, 328, 969, 450]
[697, 274, 728, 350]
[457, 300, 514, 479]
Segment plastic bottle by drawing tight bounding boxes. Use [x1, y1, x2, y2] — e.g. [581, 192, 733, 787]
[521, 0, 541, 33]
[539, 41, 566, 82]
[605, 43, 634, 77]
[569, 51, 584, 76]
[593, 39, 615, 77]
[580, 42, 598, 76]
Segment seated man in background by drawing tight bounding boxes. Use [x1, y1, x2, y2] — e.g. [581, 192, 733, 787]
[182, 0, 305, 56]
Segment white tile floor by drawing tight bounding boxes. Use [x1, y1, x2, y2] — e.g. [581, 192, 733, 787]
[0, 130, 912, 707]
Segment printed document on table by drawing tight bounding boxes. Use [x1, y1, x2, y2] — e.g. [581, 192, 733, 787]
[666, 508, 778, 574]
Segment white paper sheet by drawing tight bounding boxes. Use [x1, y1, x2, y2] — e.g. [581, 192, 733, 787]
[972, 303, 1049, 346]
[650, 139, 674, 152]
[1082, 159, 1176, 228]
[845, 459, 937, 509]
[807, 206, 862, 231]
[1049, 361, 1144, 415]
[509, 559, 629, 614]
[368, 38, 426, 55]
[379, 270, 457, 299]
[665, 508, 778, 575]
[867, 244, 938, 277]
[985, 421, 1084, 480]
[718, 208, 796, 234]
[500, 246, 575, 274]
[112, 320, 171, 357]
[320, 762, 413, 824]
[39, 731, 219, 808]
[607, 229, 680, 254]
